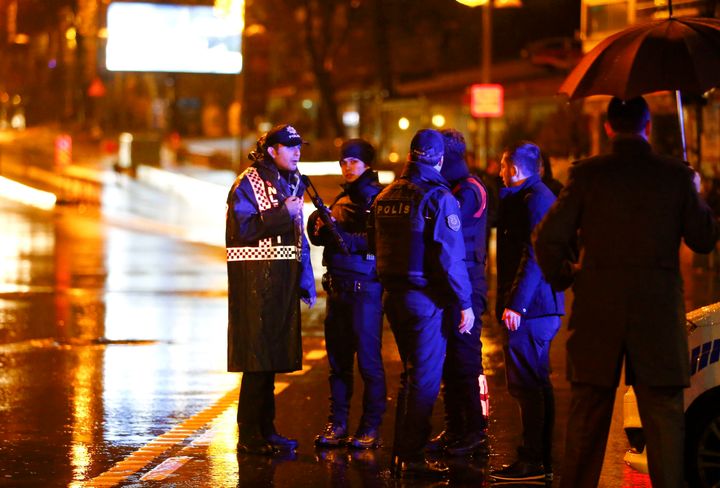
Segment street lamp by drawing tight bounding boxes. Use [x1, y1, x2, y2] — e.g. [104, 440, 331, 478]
[455, 0, 494, 83]
[455, 0, 521, 170]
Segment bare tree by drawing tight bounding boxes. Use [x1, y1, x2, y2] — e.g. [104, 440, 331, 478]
[298, 0, 348, 138]
[371, 0, 395, 98]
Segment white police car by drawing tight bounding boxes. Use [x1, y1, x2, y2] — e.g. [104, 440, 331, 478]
[623, 302, 720, 487]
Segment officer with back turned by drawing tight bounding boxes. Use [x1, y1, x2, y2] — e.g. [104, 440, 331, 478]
[427, 128, 490, 456]
[370, 128, 474, 479]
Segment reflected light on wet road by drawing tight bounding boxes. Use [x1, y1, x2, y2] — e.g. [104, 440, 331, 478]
[622, 464, 651, 487]
[207, 405, 241, 485]
[0, 187, 240, 486]
[71, 348, 100, 481]
[0, 212, 53, 294]
[0, 176, 56, 210]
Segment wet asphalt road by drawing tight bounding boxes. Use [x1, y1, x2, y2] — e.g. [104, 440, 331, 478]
[2, 135, 714, 487]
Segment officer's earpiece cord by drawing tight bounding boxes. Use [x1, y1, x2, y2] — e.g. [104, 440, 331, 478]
[300, 174, 350, 255]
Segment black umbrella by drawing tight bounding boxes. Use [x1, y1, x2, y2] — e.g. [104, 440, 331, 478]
[559, 4, 720, 159]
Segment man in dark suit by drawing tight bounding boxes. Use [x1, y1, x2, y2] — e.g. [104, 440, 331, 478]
[534, 96, 718, 488]
[491, 141, 564, 483]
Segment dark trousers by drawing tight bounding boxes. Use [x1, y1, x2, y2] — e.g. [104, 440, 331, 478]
[238, 371, 276, 440]
[503, 315, 560, 464]
[560, 382, 685, 488]
[441, 282, 487, 433]
[384, 289, 447, 462]
[324, 280, 386, 430]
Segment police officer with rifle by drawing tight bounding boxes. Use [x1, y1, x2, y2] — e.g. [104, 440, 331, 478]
[307, 139, 387, 450]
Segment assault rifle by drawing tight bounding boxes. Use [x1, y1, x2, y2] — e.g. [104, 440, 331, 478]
[300, 174, 350, 255]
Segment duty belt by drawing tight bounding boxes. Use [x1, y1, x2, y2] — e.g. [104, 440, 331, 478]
[322, 275, 375, 293]
[227, 246, 297, 261]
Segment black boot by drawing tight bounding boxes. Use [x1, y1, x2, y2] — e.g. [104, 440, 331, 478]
[347, 426, 381, 449]
[425, 429, 462, 453]
[265, 432, 298, 451]
[445, 429, 489, 456]
[238, 426, 276, 456]
[490, 458, 546, 481]
[315, 422, 348, 447]
[395, 458, 449, 479]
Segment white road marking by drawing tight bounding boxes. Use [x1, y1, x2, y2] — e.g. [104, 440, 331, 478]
[139, 456, 192, 481]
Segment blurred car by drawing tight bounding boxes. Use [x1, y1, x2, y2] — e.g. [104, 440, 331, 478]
[623, 302, 720, 487]
[521, 37, 582, 71]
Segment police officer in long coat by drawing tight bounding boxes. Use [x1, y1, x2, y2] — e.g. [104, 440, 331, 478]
[370, 129, 474, 479]
[226, 124, 316, 455]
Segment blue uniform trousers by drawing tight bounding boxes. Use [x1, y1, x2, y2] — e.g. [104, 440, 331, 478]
[384, 289, 447, 462]
[324, 280, 386, 430]
[441, 262, 487, 433]
[503, 315, 560, 465]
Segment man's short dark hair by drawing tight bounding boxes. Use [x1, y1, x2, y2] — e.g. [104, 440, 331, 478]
[505, 141, 542, 176]
[607, 96, 650, 134]
[440, 129, 466, 161]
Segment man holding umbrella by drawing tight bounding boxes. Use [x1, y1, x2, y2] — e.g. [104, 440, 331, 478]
[534, 96, 717, 488]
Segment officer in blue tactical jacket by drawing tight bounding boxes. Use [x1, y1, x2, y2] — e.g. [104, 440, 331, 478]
[307, 138, 386, 450]
[426, 128, 490, 456]
[370, 129, 474, 480]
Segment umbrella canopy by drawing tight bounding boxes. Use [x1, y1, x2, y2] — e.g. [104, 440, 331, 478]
[559, 16, 720, 100]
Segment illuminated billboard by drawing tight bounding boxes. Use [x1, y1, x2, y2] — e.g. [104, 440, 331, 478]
[106, 2, 243, 74]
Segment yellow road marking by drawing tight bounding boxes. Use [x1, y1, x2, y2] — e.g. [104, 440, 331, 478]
[285, 364, 312, 376]
[78, 386, 240, 487]
[275, 381, 289, 394]
[304, 349, 327, 361]
[79, 349, 325, 486]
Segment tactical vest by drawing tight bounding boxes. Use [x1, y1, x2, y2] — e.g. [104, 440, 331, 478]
[453, 175, 488, 265]
[323, 185, 379, 279]
[374, 178, 443, 287]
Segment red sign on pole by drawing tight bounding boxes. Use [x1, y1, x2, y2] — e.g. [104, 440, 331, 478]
[470, 84, 504, 118]
[88, 77, 106, 98]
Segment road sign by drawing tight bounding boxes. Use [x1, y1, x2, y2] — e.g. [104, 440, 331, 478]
[470, 84, 504, 118]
